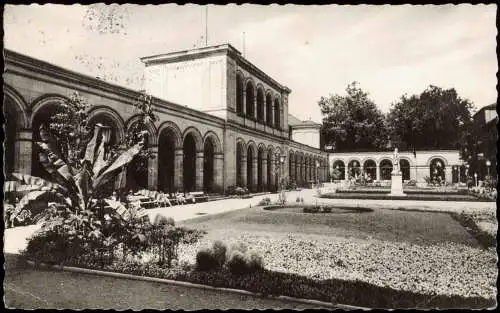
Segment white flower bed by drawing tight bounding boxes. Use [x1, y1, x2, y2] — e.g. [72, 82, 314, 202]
[178, 229, 497, 300]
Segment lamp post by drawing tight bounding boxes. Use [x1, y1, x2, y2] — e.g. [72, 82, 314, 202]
[452, 166, 457, 184]
[486, 160, 491, 177]
[474, 172, 478, 187]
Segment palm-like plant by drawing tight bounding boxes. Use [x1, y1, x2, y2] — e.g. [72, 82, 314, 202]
[6, 91, 152, 224]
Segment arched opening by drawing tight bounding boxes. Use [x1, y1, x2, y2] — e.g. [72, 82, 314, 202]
[158, 129, 177, 194]
[124, 123, 149, 192]
[87, 112, 127, 194]
[31, 101, 67, 181]
[3, 97, 19, 178]
[267, 150, 273, 190]
[246, 82, 255, 119]
[380, 159, 393, 180]
[400, 159, 411, 181]
[363, 160, 377, 181]
[347, 160, 361, 179]
[183, 134, 197, 192]
[203, 139, 215, 193]
[88, 114, 121, 147]
[247, 146, 255, 192]
[266, 93, 273, 126]
[257, 147, 264, 191]
[236, 142, 245, 187]
[256, 88, 264, 122]
[274, 98, 280, 129]
[275, 153, 281, 188]
[430, 158, 446, 184]
[236, 74, 243, 115]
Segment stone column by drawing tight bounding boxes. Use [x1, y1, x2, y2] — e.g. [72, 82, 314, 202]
[241, 155, 247, 187]
[262, 159, 268, 189]
[14, 129, 32, 174]
[251, 157, 258, 192]
[290, 159, 295, 182]
[174, 148, 183, 191]
[301, 162, 305, 185]
[445, 166, 453, 184]
[214, 153, 224, 193]
[148, 145, 158, 190]
[344, 165, 348, 181]
[195, 151, 204, 191]
[376, 163, 380, 181]
[270, 103, 275, 129]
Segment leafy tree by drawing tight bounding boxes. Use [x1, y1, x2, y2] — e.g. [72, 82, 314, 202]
[387, 85, 476, 157]
[319, 82, 389, 152]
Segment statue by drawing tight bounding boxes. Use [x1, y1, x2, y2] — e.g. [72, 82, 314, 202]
[392, 148, 400, 174]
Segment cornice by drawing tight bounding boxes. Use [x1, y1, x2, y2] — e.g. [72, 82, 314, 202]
[3, 49, 225, 126]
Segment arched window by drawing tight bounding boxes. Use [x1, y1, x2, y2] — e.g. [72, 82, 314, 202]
[274, 98, 280, 129]
[246, 82, 255, 119]
[256, 87, 265, 122]
[380, 159, 393, 180]
[400, 159, 411, 181]
[266, 93, 273, 126]
[236, 74, 243, 115]
[430, 158, 446, 184]
[363, 160, 377, 181]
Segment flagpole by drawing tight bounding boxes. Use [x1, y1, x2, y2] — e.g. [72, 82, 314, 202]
[205, 6, 208, 46]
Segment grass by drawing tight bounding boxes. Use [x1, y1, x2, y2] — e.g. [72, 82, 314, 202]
[181, 206, 479, 247]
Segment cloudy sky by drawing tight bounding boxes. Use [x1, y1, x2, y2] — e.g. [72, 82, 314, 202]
[4, 4, 497, 122]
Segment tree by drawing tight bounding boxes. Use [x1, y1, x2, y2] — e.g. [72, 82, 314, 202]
[319, 82, 389, 152]
[387, 85, 476, 157]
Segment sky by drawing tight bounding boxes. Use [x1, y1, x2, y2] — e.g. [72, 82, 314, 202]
[4, 4, 497, 122]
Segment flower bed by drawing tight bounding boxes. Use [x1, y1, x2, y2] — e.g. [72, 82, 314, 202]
[451, 211, 497, 248]
[26, 229, 496, 309]
[320, 192, 486, 202]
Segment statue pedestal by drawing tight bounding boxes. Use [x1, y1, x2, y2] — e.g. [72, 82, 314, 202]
[389, 172, 406, 197]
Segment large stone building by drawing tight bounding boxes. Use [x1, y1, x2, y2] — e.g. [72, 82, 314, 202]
[3, 44, 328, 194]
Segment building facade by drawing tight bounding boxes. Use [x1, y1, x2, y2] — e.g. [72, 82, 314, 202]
[3, 45, 328, 194]
[329, 150, 463, 184]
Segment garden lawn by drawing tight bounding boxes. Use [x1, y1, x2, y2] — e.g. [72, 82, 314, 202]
[178, 206, 497, 300]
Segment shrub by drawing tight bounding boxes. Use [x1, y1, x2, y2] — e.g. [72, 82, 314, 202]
[322, 206, 333, 213]
[226, 185, 237, 195]
[195, 248, 219, 271]
[211, 240, 228, 268]
[235, 187, 245, 196]
[248, 252, 265, 271]
[258, 197, 271, 206]
[310, 206, 320, 213]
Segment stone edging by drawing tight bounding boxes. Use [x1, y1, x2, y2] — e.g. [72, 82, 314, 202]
[25, 260, 368, 310]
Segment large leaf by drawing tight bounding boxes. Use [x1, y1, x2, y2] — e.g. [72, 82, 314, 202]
[36, 142, 75, 184]
[92, 139, 109, 179]
[104, 199, 129, 220]
[9, 173, 67, 192]
[11, 190, 69, 220]
[4, 181, 63, 194]
[84, 123, 105, 167]
[93, 142, 144, 189]
[74, 163, 93, 210]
